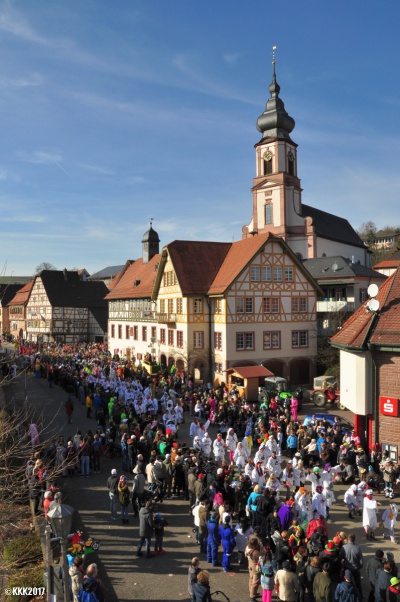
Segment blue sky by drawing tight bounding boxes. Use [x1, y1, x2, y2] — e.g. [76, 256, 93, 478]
[2, 0, 400, 276]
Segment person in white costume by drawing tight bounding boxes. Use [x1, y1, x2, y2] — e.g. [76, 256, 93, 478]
[226, 428, 238, 465]
[201, 433, 212, 459]
[344, 484, 358, 519]
[233, 442, 248, 475]
[382, 502, 398, 543]
[312, 485, 327, 519]
[213, 433, 226, 465]
[266, 451, 282, 478]
[363, 489, 381, 540]
[254, 443, 268, 469]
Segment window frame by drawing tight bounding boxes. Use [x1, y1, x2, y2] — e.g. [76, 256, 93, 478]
[292, 330, 309, 348]
[193, 331, 204, 349]
[236, 331, 255, 351]
[263, 330, 281, 350]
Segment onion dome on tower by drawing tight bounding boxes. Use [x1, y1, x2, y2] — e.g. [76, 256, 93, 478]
[142, 221, 160, 264]
[256, 60, 295, 140]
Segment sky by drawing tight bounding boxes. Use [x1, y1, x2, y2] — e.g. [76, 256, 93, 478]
[2, 0, 400, 276]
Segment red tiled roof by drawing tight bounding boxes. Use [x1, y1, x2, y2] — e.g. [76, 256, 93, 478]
[167, 240, 231, 295]
[331, 267, 400, 349]
[228, 365, 274, 379]
[209, 233, 271, 295]
[7, 280, 34, 306]
[105, 255, 160, 300]
[373, 250, 400, 269]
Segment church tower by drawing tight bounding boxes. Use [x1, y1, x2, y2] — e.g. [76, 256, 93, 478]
[142, 221, 160, 264]
[243, 57, 306, 253]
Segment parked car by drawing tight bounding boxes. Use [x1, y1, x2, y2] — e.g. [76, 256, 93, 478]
[303, 413, 353, 435]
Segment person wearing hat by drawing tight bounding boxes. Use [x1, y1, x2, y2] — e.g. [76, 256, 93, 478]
[319, 541, 342, 582]
[334, 569, 360, 602]
[387, 577, 400, 602]
[275, 559, 300, 602]
[107, 468, 119, 520]
[313, 562, 333, 602]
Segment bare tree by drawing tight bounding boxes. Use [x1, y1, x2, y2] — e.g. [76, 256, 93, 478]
[34, 262, 57, 275]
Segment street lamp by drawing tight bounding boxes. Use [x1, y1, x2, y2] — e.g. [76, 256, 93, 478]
[47, 503, 74, 602]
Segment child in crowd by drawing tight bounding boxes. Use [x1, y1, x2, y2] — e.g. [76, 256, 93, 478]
[188, 557, 201, 602]
[154, 513, 169, 555]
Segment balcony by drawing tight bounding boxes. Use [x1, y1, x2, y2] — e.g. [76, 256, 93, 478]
[316, 300, 355, 313]
[156, 313, 176, 324]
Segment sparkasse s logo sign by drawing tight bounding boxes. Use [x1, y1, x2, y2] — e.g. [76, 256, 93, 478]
[380, 396, 399, 416]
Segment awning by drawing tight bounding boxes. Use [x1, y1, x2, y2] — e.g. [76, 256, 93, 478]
[226, 365, 274, 379]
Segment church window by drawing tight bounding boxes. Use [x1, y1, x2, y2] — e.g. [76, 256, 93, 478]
[288, 150, 295, 175]
[264, 157, 272, 175]
[265, 203, 273, 225]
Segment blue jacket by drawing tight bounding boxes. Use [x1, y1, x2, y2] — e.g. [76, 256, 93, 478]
[286, 434, 298, 449]
[247, 491, 262, 511]
[219, 525, 236, 554]
[206, 518, 220, 545]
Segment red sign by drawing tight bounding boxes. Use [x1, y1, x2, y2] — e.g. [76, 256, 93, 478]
[380, 396, 399, 417]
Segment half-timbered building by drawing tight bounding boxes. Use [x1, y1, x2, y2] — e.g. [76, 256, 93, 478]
[7, 280, 34, 341]
[24, 270, 108, 343]
[107, 227, 321, 386]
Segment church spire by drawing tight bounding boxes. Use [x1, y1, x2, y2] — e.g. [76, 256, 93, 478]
[256, 46, 295, 140]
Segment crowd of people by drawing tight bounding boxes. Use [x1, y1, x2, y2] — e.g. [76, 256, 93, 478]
[18, 341, 400, 602]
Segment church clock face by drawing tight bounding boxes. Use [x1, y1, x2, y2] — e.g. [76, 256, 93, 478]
[263, 150, 273, 162]
[288, 150, 294, 162]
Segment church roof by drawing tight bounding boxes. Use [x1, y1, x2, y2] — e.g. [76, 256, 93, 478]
[301, 204, 366, 249]
[105, 254, 161, 300]
[331, 266, 400, 349]
[256, 62, 295, 140]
